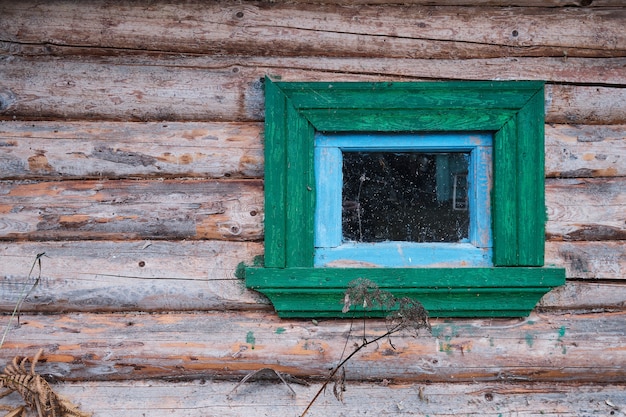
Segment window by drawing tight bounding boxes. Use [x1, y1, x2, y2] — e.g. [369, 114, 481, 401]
[314, 132, 492, 268]
[245, 79, 565, 318]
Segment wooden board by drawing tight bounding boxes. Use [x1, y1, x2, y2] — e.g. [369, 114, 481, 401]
[545, 177, 626, 241]
[0, 310, 625, 383]
[0, 179, 264, 241]
[0, 240, 622, 313]
[2, 121, 623, 180]
[1, 2, 624, 59]
[1, 379, 624, 417]
[545, 124, 626, 178]
[545, 241, 626, 280]
[0, 240, 266, 313]
[0, 176, 621, 243]
[0, 121, 263, 180]
[1, 56, 625, 123]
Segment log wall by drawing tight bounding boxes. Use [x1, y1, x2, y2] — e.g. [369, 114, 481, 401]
[0, 1, 624, 416]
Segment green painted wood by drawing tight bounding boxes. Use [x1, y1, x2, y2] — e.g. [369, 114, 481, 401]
[516, 89, 546, 266]
[253, 79, 560, 318]
[285, 104, 316, 267]
[492, 119, 520, 266]
[262, 79, 287, 267]
[246, 267, 566, 318]
[302, 109, 513, 132]
[280, 81, 543, 111]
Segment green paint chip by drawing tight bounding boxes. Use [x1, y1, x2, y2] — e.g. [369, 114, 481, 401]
[246, 331, 256, 348]
[275, 327, 286, 334]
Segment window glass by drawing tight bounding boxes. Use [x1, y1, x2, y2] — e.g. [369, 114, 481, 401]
[342, 151, 470, 243]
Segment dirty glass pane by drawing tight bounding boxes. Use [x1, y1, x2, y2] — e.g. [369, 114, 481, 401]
[342, 152, 470, 243]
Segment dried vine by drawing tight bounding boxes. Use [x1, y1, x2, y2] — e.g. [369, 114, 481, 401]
[0, 349, 91, 417]
[300, 278, 430, 417]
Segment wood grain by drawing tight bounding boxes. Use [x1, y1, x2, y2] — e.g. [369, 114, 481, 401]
[1, 121, 623, 180]
[1, 380, 624, 417]
[0, 179, 264, 241]
[0, 121, 263, 180]
[0, 240, 266, 313]
[0, 241, 622, 314]
[545, 124, 626, 178]
[545, 177, 626, 241]
[1, 56, 625, 123]
[1, 2, 624, 59]
[0, 176, 621, 243]
[0, 310, 624, 383]
[545, 241, 625, 279]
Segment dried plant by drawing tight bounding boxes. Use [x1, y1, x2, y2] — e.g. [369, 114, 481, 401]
[300, 278, 430, 417]
[1, 253, 47, 350]
[227, 367, 309, 399]
[0, 349, 91, 417]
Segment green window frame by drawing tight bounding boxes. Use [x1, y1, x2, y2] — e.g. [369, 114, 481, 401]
[245, 78, 565, 318]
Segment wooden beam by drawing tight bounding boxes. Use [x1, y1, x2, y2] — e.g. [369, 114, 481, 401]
[0, 176, 621, 243]
[0, 240, 266, 313]
[0, 241, 622, 314]
[545, 124, 626, 178]
[0, 380, 624, 417]
[545, 241, 626, 279]
[546, 177, 626, 241]
[2, 122, 622, 180]
[0, 56, 625, 123]
[0, 311, 625, 383]
[1, 2, 624, 58]
[0, 121, 263, 180]
[0, 179, 264, 241]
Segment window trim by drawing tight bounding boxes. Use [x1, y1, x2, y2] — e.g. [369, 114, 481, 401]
[245, 78, 565, 318]
[313, 132, 493, 268]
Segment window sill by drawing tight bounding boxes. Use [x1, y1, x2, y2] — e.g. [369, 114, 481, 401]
[245, 267, 566, 318]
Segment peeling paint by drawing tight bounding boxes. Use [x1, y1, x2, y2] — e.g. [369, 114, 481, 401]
[245, 331, 255, 349]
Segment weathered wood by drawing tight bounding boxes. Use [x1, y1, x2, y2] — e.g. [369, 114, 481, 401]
[1, 55, 625, 123]
[1, 176, 621, 243]
[0, 240, 621, 313]
[0, 240, 266, 313]
[1, 121, 623, 180]
[545, 177, 626, 241]
[0, 179, 264, 241]
[545, 124, 626, 178]
[0, 311, 624, 383]
[545, 241, 625, 279]
[539, 280, 626, 310]
[1, 2, 624, 59]
[260, 0, 626, 5]
[0, 121, 263, 180]
[1, 380, 624, 417]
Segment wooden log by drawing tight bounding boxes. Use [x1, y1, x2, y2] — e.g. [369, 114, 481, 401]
[545, 241, 625, 279]
[1, 2, 624, 59]
[0, 310, 624, 383]
[0, 56, 625, 123]
[0, 240, 266, 313]
[1, 176, 621, 243]
[1, 380, 624, 417]
[539, 280, 626, 310]
[0, 179, 264, 241]
[0, 121, 264, 180]
[545, 124, 626, 178]
[1, 122, 623, 180]
[261, 0, 626, 5]
[0, 240, 622, 314]
[545, 177, 626, 241]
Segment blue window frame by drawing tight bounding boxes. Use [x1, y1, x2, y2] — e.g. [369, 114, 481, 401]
[314, 132, 493, 267]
